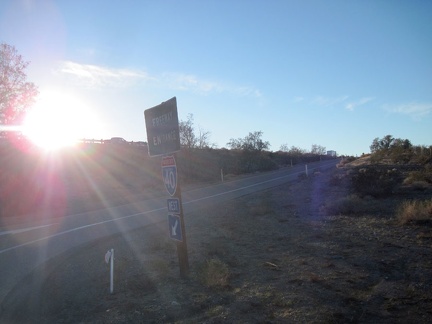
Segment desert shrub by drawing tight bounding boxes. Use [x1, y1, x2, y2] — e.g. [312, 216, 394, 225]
[387, 146, 413, 164]
[325, 194, 370, 216]
[351, 167, 401, 198]
[255, 155, 279, 172]
[411, 153, 432, 165]
[403, 165, 432, 185]
[148, 259, 170, 277]
[329, 172, 346, 186]
[410, 181, 431, 191]
[298, 172, 308, 180]
[198, 258, 230, 288]
[397, 199, 432, 225]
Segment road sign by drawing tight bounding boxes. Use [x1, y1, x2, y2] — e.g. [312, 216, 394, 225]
[144, 97, 180, 156]
[168, 214, 183, 241]
[162, 155, 177, 196]
[167, 198, 181, 213]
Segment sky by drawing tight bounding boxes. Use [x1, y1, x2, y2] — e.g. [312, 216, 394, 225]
[1, 0, 431, 156]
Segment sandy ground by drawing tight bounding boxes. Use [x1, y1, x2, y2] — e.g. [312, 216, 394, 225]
[1, 166, 432, 323]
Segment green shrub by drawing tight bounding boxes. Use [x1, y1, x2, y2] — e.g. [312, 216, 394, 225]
[397, 199, 432, 225]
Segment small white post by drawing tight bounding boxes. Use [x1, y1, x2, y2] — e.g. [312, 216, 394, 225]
[305, 164, 308, 177]
[110, 249, 114, 294]
[221, 168, 224, 182]
[105, 249, 114, 294]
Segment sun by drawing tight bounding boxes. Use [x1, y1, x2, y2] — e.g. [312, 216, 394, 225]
[23, 88, 101, 150]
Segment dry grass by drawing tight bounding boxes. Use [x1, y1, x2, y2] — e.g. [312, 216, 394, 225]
[403, 166, 432, 185]
[397, 199, 432, 224]
[198, 258, 230, 288]
[324, 194, 378, 216]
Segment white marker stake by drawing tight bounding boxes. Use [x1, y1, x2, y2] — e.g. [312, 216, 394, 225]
[305, 164, 308, 177]
[105, 249, 114, 294]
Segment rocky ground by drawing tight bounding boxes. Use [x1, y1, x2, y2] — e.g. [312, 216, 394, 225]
[1, 165, 432, 323]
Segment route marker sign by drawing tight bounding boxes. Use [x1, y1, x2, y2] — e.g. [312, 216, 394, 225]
[144, 97, 180, 157]
[162, 155, 177, 196]
[168, 214, 182, 241]
[167, 198, 181, 213]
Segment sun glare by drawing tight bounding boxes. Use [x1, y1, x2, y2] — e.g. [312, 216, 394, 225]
[23, 88, 101, 150]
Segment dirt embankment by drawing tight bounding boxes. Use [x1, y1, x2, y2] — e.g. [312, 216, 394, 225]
[1, 165, 432, 323]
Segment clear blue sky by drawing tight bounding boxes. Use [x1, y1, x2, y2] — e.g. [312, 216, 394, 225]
[1, 0, 431, 155]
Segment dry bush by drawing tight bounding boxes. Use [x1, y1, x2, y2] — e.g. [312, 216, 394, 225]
[329, 172, 346, 186]
[351, 167, 401, 198]
[148, 259, 170, 278]
[403, 166, 432, 185]
[410, 181, 431, 191]
[397, 199, 432, 225]
[324, 194, 370, 216]
[198, 258, 230, 288]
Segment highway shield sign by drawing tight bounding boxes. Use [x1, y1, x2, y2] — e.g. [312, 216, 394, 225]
[162, 155, 177, 196]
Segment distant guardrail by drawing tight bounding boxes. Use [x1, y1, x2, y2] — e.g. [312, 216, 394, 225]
[78, 138, 148, 147]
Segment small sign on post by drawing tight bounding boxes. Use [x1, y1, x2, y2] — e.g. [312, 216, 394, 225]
[168, 214, 183, 241]
[104, 249, 114, 294]
[144, 97, 189, 278]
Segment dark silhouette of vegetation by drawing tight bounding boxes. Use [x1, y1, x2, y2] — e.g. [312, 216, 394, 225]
[227, 131, 270, 152]
[339, 135, 432, 206]
[226, 131, 276, 173]
[351, 167, 402, 198]
[369, 134, 431, 165]
[179, 114, 213, 150]
[0, 43, 38, 125]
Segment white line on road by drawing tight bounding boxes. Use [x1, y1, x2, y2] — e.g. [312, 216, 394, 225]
[0, 206, 166, 255]
[0, 224, 58, 236]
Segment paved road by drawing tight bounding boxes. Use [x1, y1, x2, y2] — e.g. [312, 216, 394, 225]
[0, 159, 337, 305]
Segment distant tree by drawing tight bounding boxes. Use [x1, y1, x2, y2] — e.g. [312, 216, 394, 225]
[370, 135, 418, 164]
[311, 144, 326, 155]
[227, 131, 273, 173]
[392, 138, 412, 150]
[226, 137, 243, 150]
[370, 135, 395, 153]
[179, 113, 213, 149]
[380, 135, 395, 150]
[288, 146, 306, 156]
[279, 143, 290, 152]
[197, 126, 213, 149]
[243, 131, 270, 151]
[370, 137, 381, 153]
[276, 145, 307, 165]
[227, 131, 270, 152]
[179, 113, 197, 149]
[0, 43, 38, 124]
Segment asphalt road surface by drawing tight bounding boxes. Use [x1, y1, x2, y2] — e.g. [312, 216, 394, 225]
[0, 160, 337, 306]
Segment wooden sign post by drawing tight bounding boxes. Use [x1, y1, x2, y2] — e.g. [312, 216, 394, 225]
[145, 97, 189, 278]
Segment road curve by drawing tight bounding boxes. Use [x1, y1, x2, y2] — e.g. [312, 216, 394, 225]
[0, 159, 337, 306]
